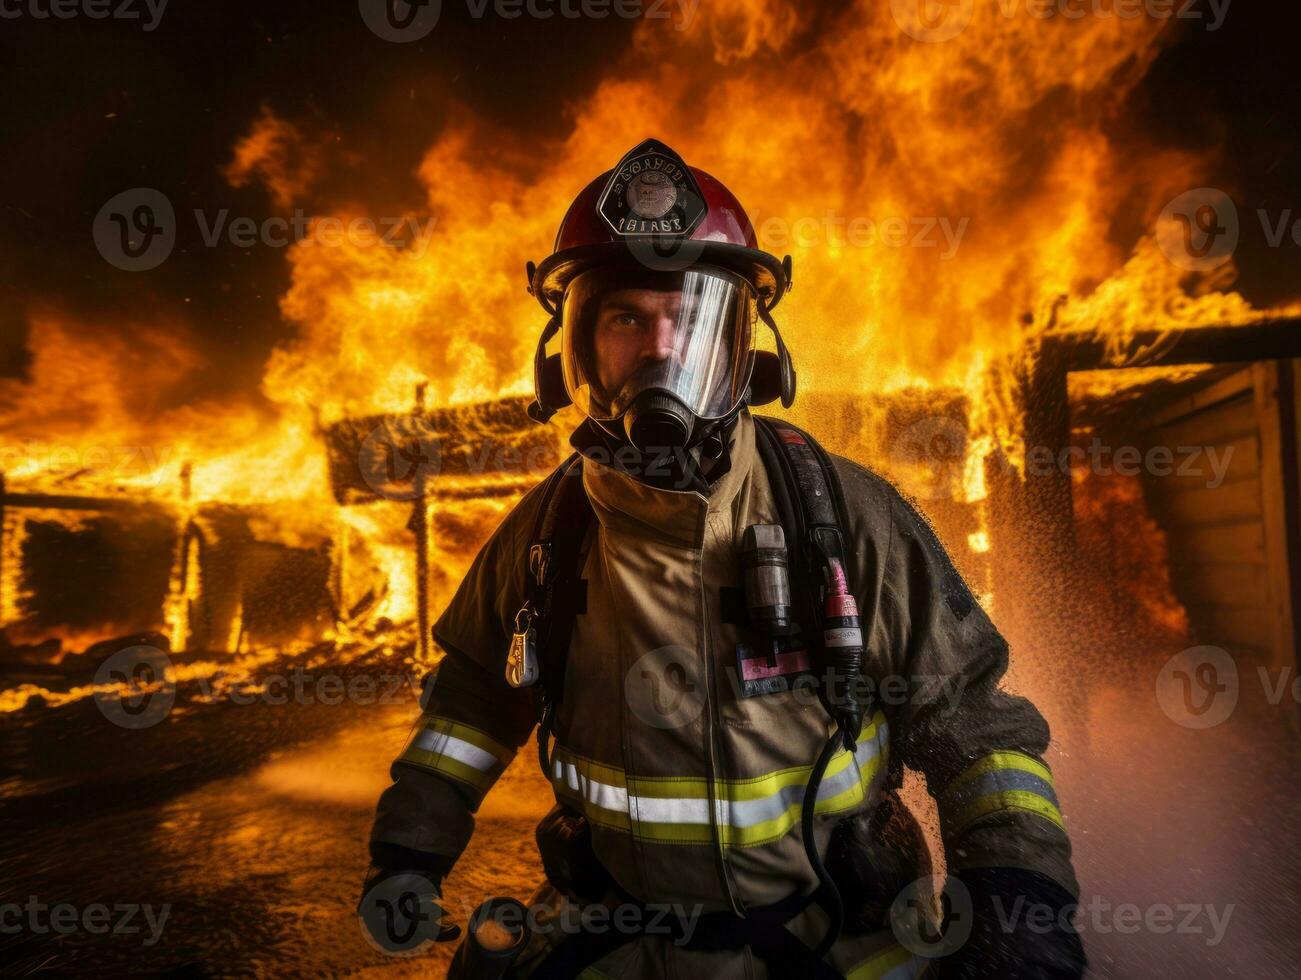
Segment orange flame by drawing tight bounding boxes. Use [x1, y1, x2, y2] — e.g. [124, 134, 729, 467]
[2, 2, 1297, 658]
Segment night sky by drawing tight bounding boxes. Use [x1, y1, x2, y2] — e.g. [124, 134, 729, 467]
[1, 0, 1298, 407]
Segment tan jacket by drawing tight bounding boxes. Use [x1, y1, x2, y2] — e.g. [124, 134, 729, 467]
[371, 409, 1079, 978]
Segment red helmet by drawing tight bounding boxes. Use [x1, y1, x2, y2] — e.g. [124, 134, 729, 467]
[527, 138, 795, 428]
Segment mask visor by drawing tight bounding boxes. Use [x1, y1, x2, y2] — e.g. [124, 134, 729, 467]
[561, 265, 758, 424]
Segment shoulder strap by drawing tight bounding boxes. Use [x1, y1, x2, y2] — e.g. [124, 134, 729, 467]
[753, 415, 867, 959]
[517, 453, 594, 752]
[751, 415, 855, 615]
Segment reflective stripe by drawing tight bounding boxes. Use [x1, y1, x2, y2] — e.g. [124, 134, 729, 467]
[398, 716, 515, 796]
[940, 751, 1064, 837]
[948, 768, 1058, 812]
[550, 713, 888, 846]
[947, 750, 1053, 788]
[411, 728, 499, 772]
[847, 943, 928, 980]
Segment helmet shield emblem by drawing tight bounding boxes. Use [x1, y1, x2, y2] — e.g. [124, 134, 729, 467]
[597, 139, 708, 238]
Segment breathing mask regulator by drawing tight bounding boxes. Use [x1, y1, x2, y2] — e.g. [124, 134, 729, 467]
[519, 139, 864, 958]
[556, 260, 763, 490]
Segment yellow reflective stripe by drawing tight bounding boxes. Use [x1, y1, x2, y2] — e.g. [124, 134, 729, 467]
[555, 773, 883, 847]
[847, 942, 928, 979]
[721, 765, 874, 847]
[633, 737, 864, 802]
[397, 716, 515, 795]
[949, 789, 1065, 834]
[941, 751, 1064, 838]
[553, 712, 885, 800]
[552, 749, 628, 790]
[946, 751, 1052, 792]
[554, 742, 861, 803]
[406, 753, 497, 795]
[550, 712, 888, 846]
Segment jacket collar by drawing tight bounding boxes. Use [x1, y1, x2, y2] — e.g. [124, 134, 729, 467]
[577, 410, 757, 548]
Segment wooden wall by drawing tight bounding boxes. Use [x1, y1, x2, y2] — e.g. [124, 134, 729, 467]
[1134, 361, 1299, 668]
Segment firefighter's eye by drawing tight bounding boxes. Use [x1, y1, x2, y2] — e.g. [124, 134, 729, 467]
[611, 313, 640, 328]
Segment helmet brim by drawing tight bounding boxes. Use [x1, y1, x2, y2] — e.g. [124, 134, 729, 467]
[533, 241, 787, 314]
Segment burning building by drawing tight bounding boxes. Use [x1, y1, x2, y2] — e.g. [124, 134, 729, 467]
[3, 3, 1297, 674]
[1, 0, 1299, 974]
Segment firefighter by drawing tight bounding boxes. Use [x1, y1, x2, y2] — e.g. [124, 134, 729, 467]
[359, 139, 1086, 979]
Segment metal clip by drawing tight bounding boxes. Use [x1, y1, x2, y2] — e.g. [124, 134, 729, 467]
[506, 605, 539, 688]
[529, 543, 551, 585]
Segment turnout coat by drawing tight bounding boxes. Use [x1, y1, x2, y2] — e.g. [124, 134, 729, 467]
[369, 409, 1079, 979]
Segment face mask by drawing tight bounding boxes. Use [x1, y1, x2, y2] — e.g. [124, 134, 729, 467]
[560, 264, 758, 452]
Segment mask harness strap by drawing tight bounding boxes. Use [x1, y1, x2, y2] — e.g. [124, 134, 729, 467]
[505, 452, 591, 779]
[757, 301, 797, 409]
[528, 313, 564, 424]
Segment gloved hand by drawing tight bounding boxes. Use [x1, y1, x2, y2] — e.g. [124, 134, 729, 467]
[357, 857, 461, 954]
[937, 867, 1086, 979]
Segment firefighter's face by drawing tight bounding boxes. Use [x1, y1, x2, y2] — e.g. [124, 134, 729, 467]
[592, 288, 687, 398]
[562, 265, 753, 424]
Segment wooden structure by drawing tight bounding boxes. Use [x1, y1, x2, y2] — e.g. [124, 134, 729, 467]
[1024, 317, 1301, 669]
[324, 393, 563, 659]
[0, 474, 181, 649]
[0, 474, 335, 658]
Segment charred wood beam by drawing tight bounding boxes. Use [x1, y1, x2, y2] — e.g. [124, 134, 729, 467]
[324, 395, 563, 506]
[426, 477, 544, 500]
[1026, 317, 1301, 502]
[1039, 317, 1301, 373]
[0, 489, 174, 514]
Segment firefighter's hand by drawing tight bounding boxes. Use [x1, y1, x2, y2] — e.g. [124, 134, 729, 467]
[357, 864, 462, 954]
[936, 868, 1085, 979]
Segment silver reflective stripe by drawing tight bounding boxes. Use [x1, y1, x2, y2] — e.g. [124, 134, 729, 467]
[412, 729, 499, 773]
[552, 759, 628, 812]
[633, 796, 711, 824]
[948, 768, 1059, 810]
[855, 726, 887, 769]
[713, 745, 862, 827]
[553, 722, 888, 828]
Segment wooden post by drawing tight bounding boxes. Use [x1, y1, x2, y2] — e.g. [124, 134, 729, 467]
[0, 472, 5, 636]
[1254, 361, 1300, 673]
[1023, 339, 1078, 591]
[332, 517, 349, 628]
[413, 383, 432, 663]
[164, 463, 195, 654]
[412, 488, 431, 663]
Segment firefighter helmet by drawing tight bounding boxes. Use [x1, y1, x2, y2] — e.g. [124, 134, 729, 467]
[527, 138, 795, 449]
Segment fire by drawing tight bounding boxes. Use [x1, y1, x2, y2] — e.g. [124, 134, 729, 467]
[1, 2, 1297, 679]
[224, 106, 324, 211]
[1071, 443, 1192, 641]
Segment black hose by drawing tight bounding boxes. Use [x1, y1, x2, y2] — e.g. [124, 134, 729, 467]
[802, 724, 854, 960]
[536, 702, 554, 777]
